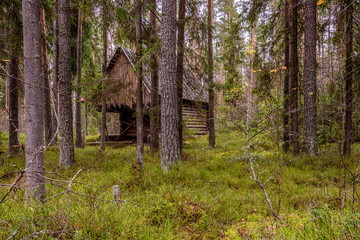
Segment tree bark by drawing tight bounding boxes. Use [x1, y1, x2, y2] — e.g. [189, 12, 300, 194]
[282, 0, 290, 153]
[75, 1, 83, 148]
[289, 0, 299, 155]
[303, 0, 317, 155]
[58, 0, 75, 166]
[100, 102, 107, 151]
[22, 0, 45, 200]
[85, 103, 88, 136]
[150, 0, 160, 154]
[100, 6, 107, 152]
[208, 0, 215, 148]
[343, 0, 353, 156]
[40, 7, 54, 146]
[52, 0, 59, 145]
[177, 0, 185, 152]
[161, 0, 180, 171]
[7, 42, 20, 156]
[135, 0, 144, 168]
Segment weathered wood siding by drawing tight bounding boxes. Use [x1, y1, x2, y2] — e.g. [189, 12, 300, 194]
[183, 101, 208, 135]
[107, 53, 150, 108]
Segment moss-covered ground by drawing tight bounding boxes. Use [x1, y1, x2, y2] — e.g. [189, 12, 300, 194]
[1, 130, 360, 239]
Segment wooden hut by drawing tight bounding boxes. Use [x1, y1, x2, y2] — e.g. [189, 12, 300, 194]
[101, 47, 208, 142]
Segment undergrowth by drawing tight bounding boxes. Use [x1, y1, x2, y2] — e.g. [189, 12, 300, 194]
[0, 130, 360, 239]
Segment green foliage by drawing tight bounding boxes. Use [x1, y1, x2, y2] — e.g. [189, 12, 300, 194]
[304, 205, 360, 239]
[1, 131, 360, 238]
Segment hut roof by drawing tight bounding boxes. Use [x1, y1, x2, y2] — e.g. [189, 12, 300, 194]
[107, 47, 208, 103]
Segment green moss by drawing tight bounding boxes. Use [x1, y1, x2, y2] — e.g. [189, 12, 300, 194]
[1, 131, 360, 239]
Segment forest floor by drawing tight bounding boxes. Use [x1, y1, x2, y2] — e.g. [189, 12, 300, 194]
[1, 130, 360, 239]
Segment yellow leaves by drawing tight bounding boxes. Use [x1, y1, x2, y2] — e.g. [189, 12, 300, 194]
[317, 0, 325, 6]
[252, 70, 257, 73]
[309, 92, 314, 95]
[292, 88, 297, 90]
[269, 69, 278, 73]
[248, 48, 255, 55]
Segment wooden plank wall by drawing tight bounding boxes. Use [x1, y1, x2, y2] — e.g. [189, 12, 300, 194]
[107, 53, 151, 109]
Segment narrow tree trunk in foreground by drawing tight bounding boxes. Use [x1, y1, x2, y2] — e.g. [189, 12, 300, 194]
[283, 0, 290, 153]
[75, 1, 83, 148]
[160, 0, 180, 171]
[289, 0, 299, 155]
[208, 0, 215, 148]
[100, 102, 107, 151]
[135, 0, 144, 168]
[7, 45, 20, 156]
[100, 9, 107, 152]
[303, 0, 317, 155]
[176, 0, 185, 152]
[22, 0, 45, 200]
[58, 0, 75, 166]
[85, 103, 88, 136]
[150, 0, 160, 154]
[40, 7, 54, 146]
[52, 0, 59, 145]
[343, 0, 353, 156]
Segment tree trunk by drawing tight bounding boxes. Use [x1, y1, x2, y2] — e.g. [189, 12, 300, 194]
[40, 7, 54, 146]
[135, 0, 144, 168]
[52, 0, 59, 145]
[22, 0, 45, 200]
[7, 42, 20, 156]
[75, 1, 83, 148]
[85, 103, 88, 136]
[303, 0, 317, 155]
[160, 0, 180, 171]
[219, 24, 225, 105]
[100, 102, 107, 151]
[58, 0, 75, 166]
[150, 0, 160, 154]
[289, 0, 299, 155]
[247, 24, 255, 122]
[100, 7, 107, 152]
[208, 0, 215, 148]
[176, 0, 185, 152]
[282, 0, 290, 153]
[343, 0, 353, 156]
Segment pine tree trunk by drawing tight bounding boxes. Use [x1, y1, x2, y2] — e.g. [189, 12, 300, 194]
[85, 103, 88, 136]
[282, 0, 290, 153]
[7, 43, 20, 156]
[208, 0, 215, 148]
[100, 8, 107, 151]
[303, 0, 317, 155]
[289, 0, 299, 155]
[150, 0, 160, 154]
[40, 7, 54, 146]
[343, 0, 353, 155]
[100, 102, 107, 151]
[52, 0, 59, 145]
[75, 1, 83, 148]
[58, 0, 75, 166]
[22, 0, 45, 200]
[176, 0, 185, 152]
[219, 25, 225, 105]
[135, 0, 144, 168]
[160, 0, 180, 171]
